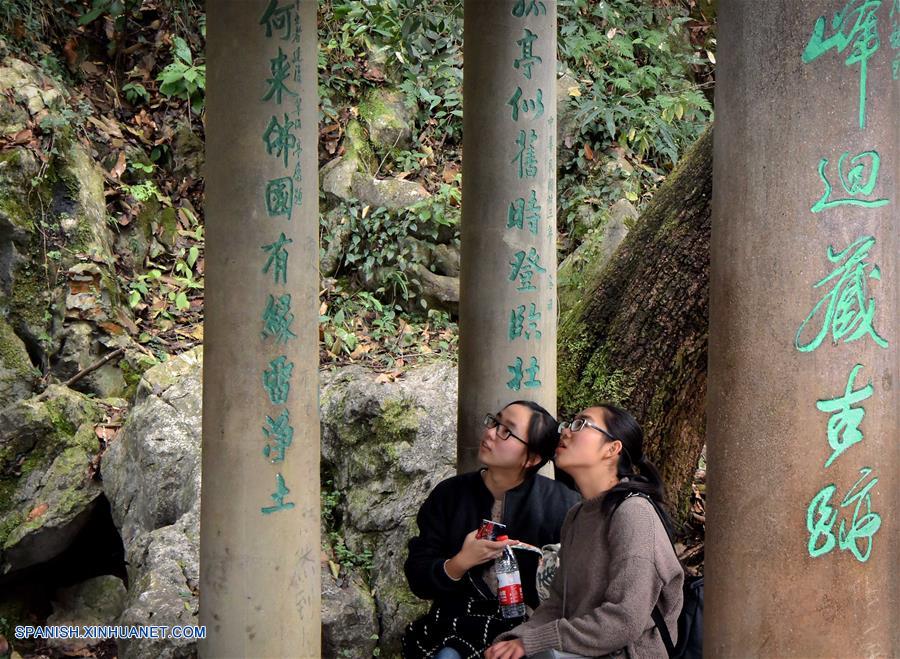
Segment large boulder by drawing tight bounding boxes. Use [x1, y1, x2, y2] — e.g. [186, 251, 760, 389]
[351, 173, 431, 211]
[0, 385, 104, 576]
[101, 347, 203, 659]
[320, 362, 458, 655]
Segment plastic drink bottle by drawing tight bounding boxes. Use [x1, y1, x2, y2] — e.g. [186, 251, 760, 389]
[496, 535, 526, 619]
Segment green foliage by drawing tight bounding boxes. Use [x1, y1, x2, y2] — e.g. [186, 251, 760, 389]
[558, 0, 712, 166]
[157, 36, 206, 112]
[78, 0, 138, 25]
[122, 81, 150, 105]
[319, 0, 463, 143]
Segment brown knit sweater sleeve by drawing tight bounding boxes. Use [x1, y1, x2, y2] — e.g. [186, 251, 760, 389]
[497, 496, 683, 657]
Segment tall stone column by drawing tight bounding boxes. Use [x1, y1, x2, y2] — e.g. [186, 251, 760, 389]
[707, 2, 898, 656]
[458, 0, 557, 471]
[201, 1, 319, 656]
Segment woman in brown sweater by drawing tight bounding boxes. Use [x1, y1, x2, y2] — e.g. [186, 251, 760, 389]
[486, 404, 683, 659]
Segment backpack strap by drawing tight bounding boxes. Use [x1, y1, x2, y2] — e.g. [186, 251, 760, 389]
[611, 491, 677, 656]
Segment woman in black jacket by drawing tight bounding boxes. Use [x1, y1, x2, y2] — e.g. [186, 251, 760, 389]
[402, 400, 581, 659]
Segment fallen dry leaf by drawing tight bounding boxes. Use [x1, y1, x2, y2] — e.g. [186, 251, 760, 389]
[28, 503, 49, 520]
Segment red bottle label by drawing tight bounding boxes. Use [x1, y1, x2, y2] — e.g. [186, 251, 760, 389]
[498, 583, 524, 606]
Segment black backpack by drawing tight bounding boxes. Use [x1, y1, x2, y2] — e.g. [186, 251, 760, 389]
[613, 492, 703, 659]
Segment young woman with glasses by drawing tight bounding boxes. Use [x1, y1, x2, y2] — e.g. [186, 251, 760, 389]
[402, 401, 581, 659]
[486, 404, 684, 659]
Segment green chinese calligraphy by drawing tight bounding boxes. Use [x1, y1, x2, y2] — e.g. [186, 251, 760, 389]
[508, 190, 541, 235]
[806, 467, 881, 562]
[891, 0, 900, 78]
[262, 355, 294, 405]
[262, 409, 294, 463]
[509, 247, 547, 292]
[262, 47, 297, 104]
[795, 235, 888, 352]
[507, 356, 542, 391]
[514, 29, 542, 80]
[801, 0, 881, 129]
[509, 303, 542, 341]
[512, 0, 547, 17]
[259, 0, 295, 41]
[266, 177, 295, 219]
[261, 472, 296, 514]
[512, 129, 538, 179]
[261, 294, 297, 343]
[817, 364, 873, 468]
[811, 150, 889, 212]
[507, 87, 544, 121]
[262, 113, 299, 168]
[262, 233, 293, 285]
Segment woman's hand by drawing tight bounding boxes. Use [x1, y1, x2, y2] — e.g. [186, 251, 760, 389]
[444, 530, 518, 579]
[485, 639, 526, 659]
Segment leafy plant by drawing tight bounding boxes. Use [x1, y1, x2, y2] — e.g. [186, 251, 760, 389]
[157, 36, 206, 112]
[122, 81, 150, 105]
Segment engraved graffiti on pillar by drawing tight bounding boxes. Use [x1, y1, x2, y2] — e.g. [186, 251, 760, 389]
[508, 303, 542, 341]
[261, 473, 297, 514]
[816, 364, 873, 468]
[512, 0, 547, 17]
[811, 150, 889, 212]
[507, 190, 541, 234]
[514, 29, 542, 80]
[261, 233, 293, 284]
[802, 0, 882, 129]
[507, 87, 545, 121]
[263, 409, 294, 463]
[263, 355, 294, 405]
[806, 467, 881, 561]
[506, 356, 542, 391]
[512, 129, 539, 178]
[261, 294, 298, 343]
[509, 247, 547, 291]
[794, 235, 888, 352]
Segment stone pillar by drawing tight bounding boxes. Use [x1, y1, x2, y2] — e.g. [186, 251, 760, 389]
[707, 2, 898, 656]
[201, 1, 319, 656]
[458, 0, 557, 472]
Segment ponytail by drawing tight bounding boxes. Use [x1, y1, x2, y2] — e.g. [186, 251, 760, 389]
[596, 405, 674, 536]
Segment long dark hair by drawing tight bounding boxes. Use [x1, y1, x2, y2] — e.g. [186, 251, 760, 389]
[504, 400, 560, 479]
[596, 404, 674, 535]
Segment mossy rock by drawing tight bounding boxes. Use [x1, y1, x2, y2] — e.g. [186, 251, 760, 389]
[0, 317, 36, 408]
[0, 385, 103, 575]
[359, 87, 414, 151]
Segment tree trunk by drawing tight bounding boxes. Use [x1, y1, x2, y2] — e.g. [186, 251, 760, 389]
[558, 127, 711, 525]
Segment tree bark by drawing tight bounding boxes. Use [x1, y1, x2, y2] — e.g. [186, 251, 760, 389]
[558, 127, 711, 525]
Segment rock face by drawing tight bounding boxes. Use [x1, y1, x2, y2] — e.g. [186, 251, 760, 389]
[0, 55, 130, 391]
[0, 385, 104, 576]
[47, 575, 128, 655]
[101, 347, 202, 659]
[0, 316, 35, 409]
[320, 362, 458, 656]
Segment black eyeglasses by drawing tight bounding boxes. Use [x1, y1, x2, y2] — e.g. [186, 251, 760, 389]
[483, 413, 528, 447]
[558, 418, 616, 442]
